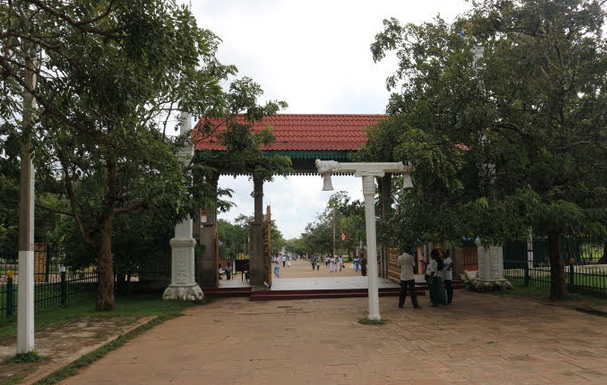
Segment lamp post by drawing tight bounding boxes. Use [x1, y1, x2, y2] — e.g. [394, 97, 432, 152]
[315, 159, 412, 320]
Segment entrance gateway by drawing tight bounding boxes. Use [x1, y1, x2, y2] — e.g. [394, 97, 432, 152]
[163, 113, 399, 303]
[192, 114, 387, 289]
[163, 114, 420, 319]
[162, 114, 511, 314]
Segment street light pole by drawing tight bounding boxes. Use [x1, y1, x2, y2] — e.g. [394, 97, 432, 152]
[315, 160, 412, 321]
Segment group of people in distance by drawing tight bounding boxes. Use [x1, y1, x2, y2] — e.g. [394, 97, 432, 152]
[309, 255, 362, 272]
[397, 248, 453, 309]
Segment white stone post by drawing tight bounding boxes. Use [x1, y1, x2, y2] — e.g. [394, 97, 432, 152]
[360, 173, 381, 320]
[473, 238, 513, 291]
[316, 160, 412, 321]
[163, 113, 204, 301]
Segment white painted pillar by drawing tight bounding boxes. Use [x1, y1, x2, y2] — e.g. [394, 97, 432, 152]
[315, 160, 412, 321]
[17, 251, 34, 353]
[474, 238, 513, 291]
[163, 113, 204, 301]
[361, 174, 381, 320]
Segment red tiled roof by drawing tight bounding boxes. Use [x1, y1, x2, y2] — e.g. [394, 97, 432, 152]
[194, 114, 387, 152]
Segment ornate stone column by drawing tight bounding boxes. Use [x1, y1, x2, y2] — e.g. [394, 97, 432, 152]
[163, 113, 204, 301]
[472, 238, 513, 291]
[360, 172, 381, 320]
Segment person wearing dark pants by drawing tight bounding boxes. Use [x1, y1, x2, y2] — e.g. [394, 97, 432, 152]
[397, 249, 421, 309]
[442, 250, 454, 304]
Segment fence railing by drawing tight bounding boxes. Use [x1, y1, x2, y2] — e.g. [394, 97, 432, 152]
[1, 245, 97, 319]
[503, 237, 607, 295]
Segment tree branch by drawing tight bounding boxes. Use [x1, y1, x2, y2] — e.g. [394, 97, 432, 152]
[114, 200, 149, 215]
[25, 0, 124, 39]
[35, 203, 74, 216]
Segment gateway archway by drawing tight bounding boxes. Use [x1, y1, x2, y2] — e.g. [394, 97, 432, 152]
[193, 114, 387, 289]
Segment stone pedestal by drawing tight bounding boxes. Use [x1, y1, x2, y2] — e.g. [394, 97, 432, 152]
[163, 227, 204, 301]
[472, 239, 513, 292]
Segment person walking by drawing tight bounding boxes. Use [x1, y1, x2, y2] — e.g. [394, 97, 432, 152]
[311, 256, 316, 270]
[273, 259, 280, 278]
[329, 256, 337, 272]
[225, 263, 232, 280]
[442, 250, 454, 305]
[426, 249, 447, 306]
[397, 249, 421, 309]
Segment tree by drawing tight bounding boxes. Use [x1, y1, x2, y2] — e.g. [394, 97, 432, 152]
[226, 214, 285, 256]
[300, 218, 333, 256]
[372, 0, 607, 299]
[297, 191, 365, 257]
[1, 1, 235, 310]
[217, 219, 248, 258]
[283, 237, 307, 257]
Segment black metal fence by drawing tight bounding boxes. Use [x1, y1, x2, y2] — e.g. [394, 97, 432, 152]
[503, 237, 607, 295]
[0, 245, 97, 319]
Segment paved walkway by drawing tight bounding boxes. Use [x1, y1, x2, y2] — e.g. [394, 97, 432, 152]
[60, 290, 607, 385]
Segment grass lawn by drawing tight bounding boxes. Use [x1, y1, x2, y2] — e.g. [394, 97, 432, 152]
[494, 282, 607, 312]
[0, 292, 198, 340]
[0, 292, 201, 385]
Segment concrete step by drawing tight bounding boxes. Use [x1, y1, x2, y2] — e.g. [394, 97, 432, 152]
[202, 287, 252, 298]
[249, 288, 426, 301]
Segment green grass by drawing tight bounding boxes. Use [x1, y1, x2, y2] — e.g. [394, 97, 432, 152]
[357, 317, 386, 325]
[0, 292, 199, 340]
[5, 350, 44, 364]
[33, 295, 201, 385]
[494, 282, 607, 308]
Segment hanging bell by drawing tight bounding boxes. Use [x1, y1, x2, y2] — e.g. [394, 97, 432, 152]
[403, 173, 414, 189]
[322, 173, 334, 191]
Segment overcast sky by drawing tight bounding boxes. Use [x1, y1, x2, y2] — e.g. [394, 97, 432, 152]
[185, 0, 472, 239]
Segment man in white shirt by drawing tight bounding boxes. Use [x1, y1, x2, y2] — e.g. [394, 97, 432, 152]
[397, 249, 421, 309]
[442, 250, 454, 304]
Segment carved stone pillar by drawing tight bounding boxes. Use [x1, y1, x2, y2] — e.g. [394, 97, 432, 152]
[163, 112, 203, 301]
[162, 219, 204, 301]
[472, 238, 513, 291]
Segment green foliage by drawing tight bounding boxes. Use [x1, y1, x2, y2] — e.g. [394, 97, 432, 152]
[298, 191, 364, 256]
[357, 318, 386, 325]
[217, 219, 248, 258]
[4, 350, 43, 364]
[367, 0, 607, 299]
[367, 0, 607, 252]
[0, 0, 270, 309]
[218, 215, 285, 257]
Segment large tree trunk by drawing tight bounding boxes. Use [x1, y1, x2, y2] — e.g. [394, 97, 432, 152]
[96, 207, 115, 310]
[548, 231, 566, 300]
[96, 158, 117, 311]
